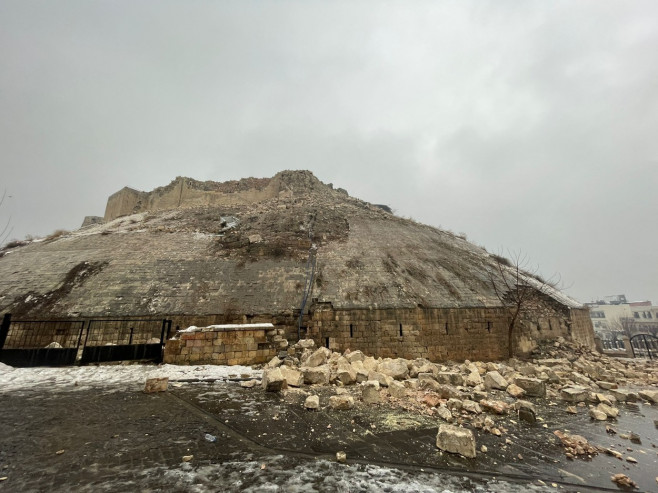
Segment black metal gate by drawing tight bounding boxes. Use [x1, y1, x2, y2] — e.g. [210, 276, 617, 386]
[0, 314, 172, 367]
[629, 333, 658, 359]
[79, 318, 171, 364]
[0, 315, 83, 367]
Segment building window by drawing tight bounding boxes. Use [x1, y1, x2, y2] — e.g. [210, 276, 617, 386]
[634, 312, 640, 318]
[399, 324, 403, 337]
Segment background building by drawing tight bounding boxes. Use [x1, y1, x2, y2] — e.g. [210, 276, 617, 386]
[586, 295, 658, 339]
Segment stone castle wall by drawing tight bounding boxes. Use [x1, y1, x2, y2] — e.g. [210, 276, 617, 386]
[304, 304, 590, 362]
[104, 177, 290, 222]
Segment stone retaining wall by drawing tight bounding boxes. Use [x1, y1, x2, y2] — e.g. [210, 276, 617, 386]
[163, 324, 287, 365]
[305, 305, 594, 361]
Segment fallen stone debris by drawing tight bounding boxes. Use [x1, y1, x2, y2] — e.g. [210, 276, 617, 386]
[245, 336, 657, 461]
[143, 377, 169, 393]
[553, 430, 599, 459]
[610, 473, 638, 489]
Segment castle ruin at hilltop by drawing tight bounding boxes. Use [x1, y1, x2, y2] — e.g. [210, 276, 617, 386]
[0, 170, 594, 365]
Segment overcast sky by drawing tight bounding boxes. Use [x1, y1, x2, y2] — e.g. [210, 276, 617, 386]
[1, 1, 656, 304]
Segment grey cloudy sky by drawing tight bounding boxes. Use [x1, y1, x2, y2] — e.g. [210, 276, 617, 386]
[1, 1, 657, 304]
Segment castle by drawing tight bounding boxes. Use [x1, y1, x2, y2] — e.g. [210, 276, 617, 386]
[0, 171, 594, 364]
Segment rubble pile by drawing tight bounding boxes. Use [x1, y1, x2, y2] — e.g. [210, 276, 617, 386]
[242, 336, 657, 461]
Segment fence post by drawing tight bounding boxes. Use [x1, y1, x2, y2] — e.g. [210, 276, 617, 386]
[0, 313, 11, 351]
[160, 319, 167, 344]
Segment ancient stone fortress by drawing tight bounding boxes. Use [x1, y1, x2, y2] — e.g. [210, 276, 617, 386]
[0, 170, 594, 364]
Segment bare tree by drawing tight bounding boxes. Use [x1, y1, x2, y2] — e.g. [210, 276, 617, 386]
[0, 189, 13, 246]
[488, 250, 560, 357]
[614, 316, 637, 339]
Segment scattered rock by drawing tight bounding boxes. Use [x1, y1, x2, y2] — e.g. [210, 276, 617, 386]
[336, 451, 347, 463]
[387, 380, 407, 398]
[362, 381, 382, 404]
[483, 371, 508, 390]
[304, 395, 320, 410]
[610, 473, 637, 488]
[377, 359, 409, 380]
[302, 366, 330, 385]
[506, 383, 526, 398]
[596, 403, 619, 419]
[240, 379, 258, 388]
[264, 356, 282, 369]
[461, 400, 481, 414]
[279, 367, 304, 387]
[554, 430, 599, 458]
[436, 372, 463, 386]
[639, 389, 658, 403]
[144, 377, 168, 393]
[304, 348, 329, 368]
[479, 399, 508, 415]
[329, 395, 354, 410]
[465, 371, 483, 387]
[345, 350, 365, 363]
[589, 408, 607, 421]
[335, 365, 357, 385]
[436, 405, 453, 422]
[560, 386, 588, 403]
[436, 424, 476, 458]
[367, 370, 389, 387]
[421, 392, 442, 408]
[515, 401, 537, 423]
[262, 368, 287, 392]
[513, 377, 545, 397]
[182, 455, 193, 462]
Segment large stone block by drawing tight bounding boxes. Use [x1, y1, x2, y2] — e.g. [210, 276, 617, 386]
[560, 386, 588, 403]
[483, 371, 508, 391]
[262, 368, 288, 392]
[329, 395, 355, 410]
[436, 424, 476, 458]
[302, 365, 330, 385]
[144, 377, 168, 393]
[513, 377, 546, 397]
[279, 366, 304, 387]
[377, 359, 409, 380]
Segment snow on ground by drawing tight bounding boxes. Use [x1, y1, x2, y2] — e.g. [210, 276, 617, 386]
[0, 363, 261, 394]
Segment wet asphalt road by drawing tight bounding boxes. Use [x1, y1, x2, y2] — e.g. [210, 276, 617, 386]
[0, 382, 656, 492]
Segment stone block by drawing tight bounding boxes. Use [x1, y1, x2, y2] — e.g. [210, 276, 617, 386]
[304, 395, 320, 410]
[513, 377, 546, 397]
[436, 424, 476, 458]
[279, 366, 304, 387]
[262, 368, 288, 392]
[560, 386, 588, 403]
[302, 365, 330, 385]
[144, 377, 168, 393]
[329, 395, 354, 410]
[483, 371, 508, 391]
[362, 381, 381, 404]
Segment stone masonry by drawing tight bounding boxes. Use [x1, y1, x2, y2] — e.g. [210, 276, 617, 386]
[163, 324, 288, 365]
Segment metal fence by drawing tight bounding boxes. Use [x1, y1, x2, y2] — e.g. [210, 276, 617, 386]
[0, 313, 172, 367]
